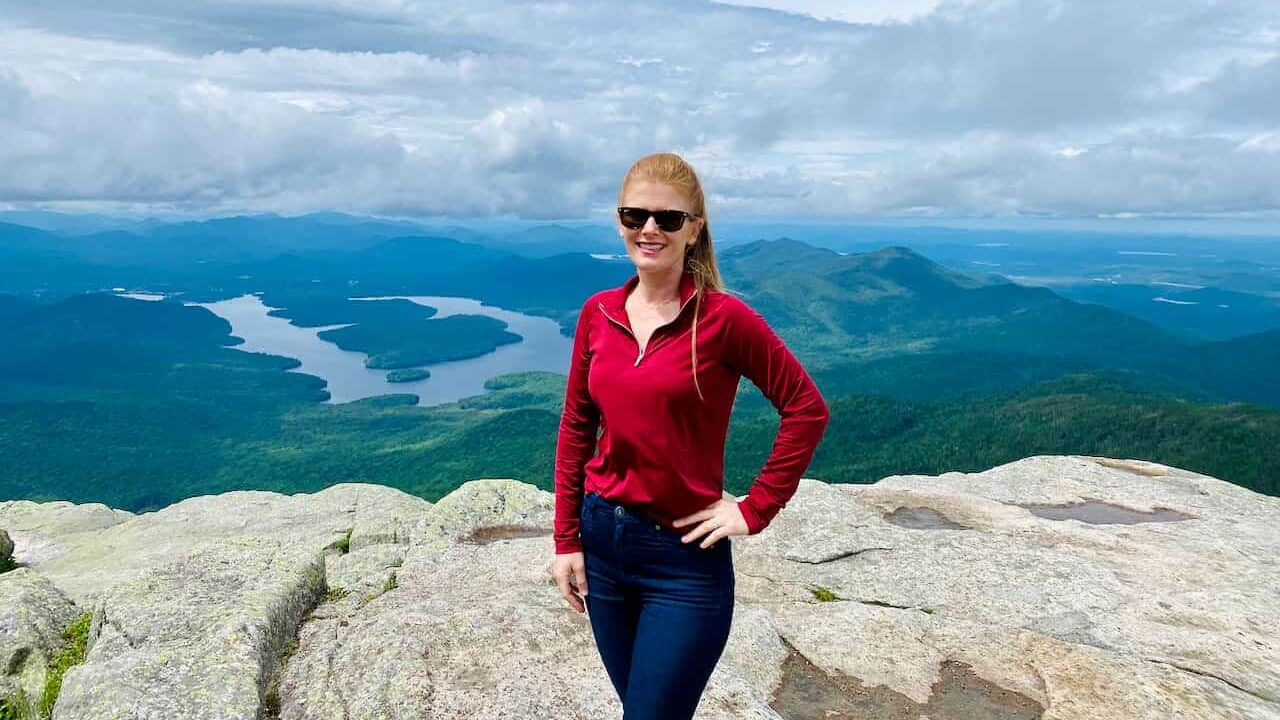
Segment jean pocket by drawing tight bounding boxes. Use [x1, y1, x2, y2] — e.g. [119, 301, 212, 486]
[673, 533, 733, 567]
[682, 534, 731, 554]
[631, 529, 729, 584]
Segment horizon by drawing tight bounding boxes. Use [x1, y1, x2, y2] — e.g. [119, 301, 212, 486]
[3, 208, 1279, 241]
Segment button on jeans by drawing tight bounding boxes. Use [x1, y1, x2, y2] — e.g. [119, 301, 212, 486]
[579, 491, 735, 720]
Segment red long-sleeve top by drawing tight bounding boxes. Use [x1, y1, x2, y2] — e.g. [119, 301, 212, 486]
[553, 268, 830, 554]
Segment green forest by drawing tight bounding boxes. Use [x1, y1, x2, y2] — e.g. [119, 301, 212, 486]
[2, 364, 1275, 512]
[1, 224, 1277, 512]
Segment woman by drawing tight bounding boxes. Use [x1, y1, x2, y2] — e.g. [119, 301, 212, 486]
[551, 152, 830, 720]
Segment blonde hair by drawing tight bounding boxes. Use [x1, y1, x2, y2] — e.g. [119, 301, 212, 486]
[617, 152, 725, 402]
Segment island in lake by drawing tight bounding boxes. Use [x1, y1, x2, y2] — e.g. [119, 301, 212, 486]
[386, 368, 430, 383]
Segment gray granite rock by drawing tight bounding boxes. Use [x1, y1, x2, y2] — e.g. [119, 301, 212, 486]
[3, 456, 1277, 719]
[408, 477, 554, 553]
[736, 455, 1280, 719]
[0, 483, 429, 719]
[1, 484, 429, 606]
[326, 544, 406, 597]
[52, 538, 325, 720]
[0, 528, 13, 566]
[278, 478, 575, 719]
[0, 500, 133, 570]
[0, 568, 83, 710]
[315, 482, 431, 552]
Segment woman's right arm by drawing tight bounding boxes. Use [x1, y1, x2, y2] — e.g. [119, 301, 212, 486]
[553, 298, 600, 555]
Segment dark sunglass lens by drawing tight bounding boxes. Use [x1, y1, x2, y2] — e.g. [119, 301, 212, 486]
[618, 207, 648, 229]
[653, 210, 686, 232]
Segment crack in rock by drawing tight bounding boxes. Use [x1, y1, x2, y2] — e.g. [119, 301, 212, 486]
[785, 546, 894, 564]
[1144, 657, 1274, 705]
[856, 599, 933, 615]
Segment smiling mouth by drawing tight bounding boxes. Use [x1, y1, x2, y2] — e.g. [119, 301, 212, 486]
[637, 242, 665, 252]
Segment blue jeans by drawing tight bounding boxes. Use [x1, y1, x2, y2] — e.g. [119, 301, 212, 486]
[579, 491, 736, 720]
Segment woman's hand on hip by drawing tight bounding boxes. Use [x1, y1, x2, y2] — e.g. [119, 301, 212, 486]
[553, 551, 588, 613]
[673, 499, 749, 549]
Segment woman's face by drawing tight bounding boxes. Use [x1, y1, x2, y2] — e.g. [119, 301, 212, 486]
[617, 180, 704, 276]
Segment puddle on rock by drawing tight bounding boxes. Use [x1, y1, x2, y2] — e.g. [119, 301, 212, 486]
[1019, 501, 1190, 524]
[771, 639, 1043, 720]
[927, 660, 1046, 719]
[457, 525, 552, 544]
[1088, 457, 1167, 477]
[883, 507, 970, 530]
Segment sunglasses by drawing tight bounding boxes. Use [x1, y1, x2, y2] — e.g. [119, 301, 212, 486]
[617, 206, 699, 232]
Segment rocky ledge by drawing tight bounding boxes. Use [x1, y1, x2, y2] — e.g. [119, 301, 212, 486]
[1, 455, 1277, 719]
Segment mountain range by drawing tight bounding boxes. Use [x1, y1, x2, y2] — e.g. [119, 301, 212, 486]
[0, 215, 1276, 510]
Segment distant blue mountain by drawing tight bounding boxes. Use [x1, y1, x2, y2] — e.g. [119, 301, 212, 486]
[1058, 282, 1280, 340]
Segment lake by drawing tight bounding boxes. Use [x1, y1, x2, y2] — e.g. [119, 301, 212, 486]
[185, 293, 572, 407]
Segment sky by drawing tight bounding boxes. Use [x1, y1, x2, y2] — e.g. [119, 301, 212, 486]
[0, 0, 1277, 226]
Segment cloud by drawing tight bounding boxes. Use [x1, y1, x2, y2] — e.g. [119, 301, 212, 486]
[0, 0, 1277, 220]
[713, 0, 949, 25]
[848, 130, 1280, 217]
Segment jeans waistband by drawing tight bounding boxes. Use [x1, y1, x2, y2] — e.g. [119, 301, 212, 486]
[584, 491, 667, 533]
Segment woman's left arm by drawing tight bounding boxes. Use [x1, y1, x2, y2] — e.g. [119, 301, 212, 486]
[725, 300, 831, 535]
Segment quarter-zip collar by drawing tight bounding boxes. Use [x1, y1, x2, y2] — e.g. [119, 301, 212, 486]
[597, 268, 699, 333]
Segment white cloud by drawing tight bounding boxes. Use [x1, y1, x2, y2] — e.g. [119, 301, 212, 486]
[0, 0, 1277, 220]
[618, 56, 664, 67]
[1239, 131, 1280, 152]
[713, 0, 949, 25]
